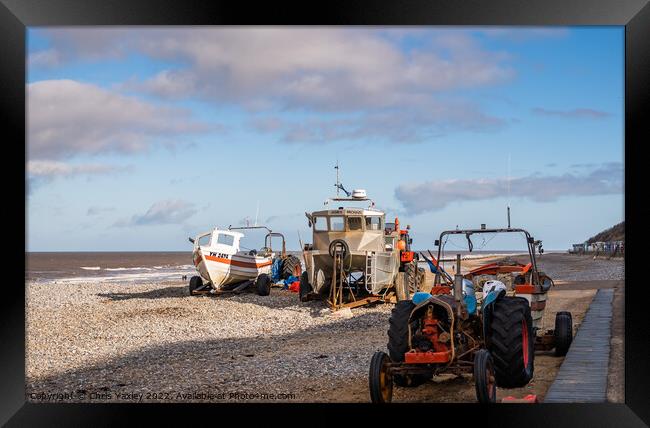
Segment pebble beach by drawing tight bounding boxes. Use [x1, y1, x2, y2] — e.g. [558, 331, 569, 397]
[25, 253, 624, 403]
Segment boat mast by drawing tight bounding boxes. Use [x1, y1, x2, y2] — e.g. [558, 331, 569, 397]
[507, 153, 511, 229]
[335, 160, 340, 197]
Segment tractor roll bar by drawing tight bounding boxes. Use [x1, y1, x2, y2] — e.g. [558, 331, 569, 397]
[433, 227, 540, 287]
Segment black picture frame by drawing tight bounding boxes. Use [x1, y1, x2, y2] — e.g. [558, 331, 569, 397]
[3, 0, 648, 425]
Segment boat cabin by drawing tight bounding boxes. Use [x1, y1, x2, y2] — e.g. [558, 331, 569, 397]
[194, 229, 244, 256]
[308, 207, 397, 253]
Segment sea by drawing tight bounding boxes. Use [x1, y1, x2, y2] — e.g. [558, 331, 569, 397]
[25, 249, 536, 285]
[26, 252, 196, 284]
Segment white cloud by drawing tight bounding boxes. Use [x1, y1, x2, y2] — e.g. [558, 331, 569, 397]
[395, 162, 623, 214]
[31, 28, 517, 142]
[135, 28, 515, 111]
[28, 28, 586, 146]
[87, 206, 116, 216]
[114, 199, 197, 227]
[27, 160, 126, 178]
[478, 28, 570, 41]
[28, 79, 211, 160]
[28, 49, 62, 68]
[532, 107, 611, 119]
[252, 99, 505, 144]
[26, 160, 130, 193]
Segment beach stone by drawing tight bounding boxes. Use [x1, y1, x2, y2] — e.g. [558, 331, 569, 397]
[330, 308, 353, 319]
[25, 253, 624, 403]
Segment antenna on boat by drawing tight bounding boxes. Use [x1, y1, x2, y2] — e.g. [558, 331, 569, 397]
[335, 160, 340, 196]
[334, 160, 351, 197]
[507, 153, 511, 229]
[254, 200, 260, 227]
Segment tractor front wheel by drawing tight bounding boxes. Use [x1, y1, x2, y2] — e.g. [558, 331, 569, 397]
[387, 300, 429, 387]
[554, 311, 573, 356]
[369, 351, 393, 403]
[474, 349, 497, 403]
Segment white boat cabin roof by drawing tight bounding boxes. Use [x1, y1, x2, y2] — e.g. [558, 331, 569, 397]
[213, 228, 244, 238]
[311, 207, 385, 217]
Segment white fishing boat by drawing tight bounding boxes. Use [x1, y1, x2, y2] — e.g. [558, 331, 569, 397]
[188, 226, 301, 296]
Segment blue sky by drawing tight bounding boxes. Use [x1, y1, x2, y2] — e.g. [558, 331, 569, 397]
[26, 27, 624, 252]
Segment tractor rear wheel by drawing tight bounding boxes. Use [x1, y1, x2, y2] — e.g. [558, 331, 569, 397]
[189, 276, 203, 295]
[387, 300, 429, 387]
[417, 267, 426, 291]
[474, 349, 497, 403]
[487, 296, 535, 388]
[281, 255, 302, 280]
[256, 273, 271, 296]
[369, 351, 393, 403]
[554, 311, 573, 356]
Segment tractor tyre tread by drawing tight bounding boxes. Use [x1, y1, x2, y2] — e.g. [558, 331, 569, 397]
[554, 312, 573, 356]
[487, 296, 535, 388]
[387, 300, 428, 387]
[281, 255, 302, 280]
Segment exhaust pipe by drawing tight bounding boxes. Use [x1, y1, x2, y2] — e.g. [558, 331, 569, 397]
[454, 254, 465, 317]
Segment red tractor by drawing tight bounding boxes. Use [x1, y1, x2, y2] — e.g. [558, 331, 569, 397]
[369, 226, 572, 403]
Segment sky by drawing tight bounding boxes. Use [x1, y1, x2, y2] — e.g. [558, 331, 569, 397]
[26, 27, 624, 252]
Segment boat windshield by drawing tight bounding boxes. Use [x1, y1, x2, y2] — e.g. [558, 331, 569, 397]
[348, 217, 363, 231]
[198, 234, 211, 246]
[216, 234, 235, 246]
[330, 216, 345, 231]
[314, 216, 328, 231]
[365, 216, 382, 231]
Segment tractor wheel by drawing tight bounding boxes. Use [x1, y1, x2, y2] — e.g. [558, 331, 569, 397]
[417, 267, 426, 291]
[405, 262, 418, 297]
[255, 273, 271, 296]
[281, 255, 302, 280]
[387, 300, 429, 387]
[394, 274, 408, 302]
[299, 271, 312, 302]
[369, 351, 393, 403]
[388, 300, 415, 361]
[474, 349, 497, 403]
[487, 296, 535, 388]
[189, 276, 203, 295]
[554, 311, 573, 356]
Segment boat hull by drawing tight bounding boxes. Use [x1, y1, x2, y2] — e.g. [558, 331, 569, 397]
[193, 249, 273, 290]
